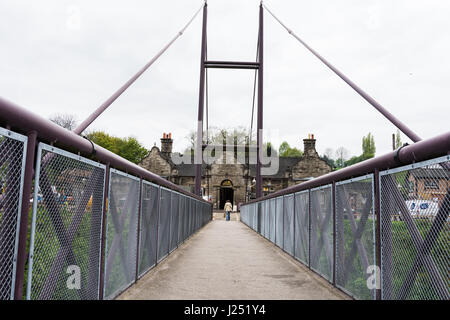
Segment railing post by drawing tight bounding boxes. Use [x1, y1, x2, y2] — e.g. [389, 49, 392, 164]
[308, 190, 311, 269]
[332, 182, 336, 286]
[374, 169, 382, 300]
[98, 163, 110, 300]
[13, 130, 37, 300]
[155, 187, 161, 265]
[293, 194, 296, 258]
[135, 178, 143, 282]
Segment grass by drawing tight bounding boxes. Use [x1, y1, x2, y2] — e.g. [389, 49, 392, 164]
[24, 203, 101, 300]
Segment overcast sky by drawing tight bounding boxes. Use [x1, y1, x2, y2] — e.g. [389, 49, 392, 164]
[0, 0, 449, 159]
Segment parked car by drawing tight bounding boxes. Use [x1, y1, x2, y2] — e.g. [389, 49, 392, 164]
[405, 199, 439, 218]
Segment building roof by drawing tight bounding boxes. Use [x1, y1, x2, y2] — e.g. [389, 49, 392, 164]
[410, 167, 448, 180]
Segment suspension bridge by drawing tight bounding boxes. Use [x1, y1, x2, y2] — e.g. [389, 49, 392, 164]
[0, 1, 448, 301]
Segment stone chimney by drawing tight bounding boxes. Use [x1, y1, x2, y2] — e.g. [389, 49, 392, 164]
[160, 132, 173, 157]
[303, 133, 317, 157]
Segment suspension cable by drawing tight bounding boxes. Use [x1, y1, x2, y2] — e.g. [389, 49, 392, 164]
[262, 3, 422, 143]
[75, 2, 205, 135]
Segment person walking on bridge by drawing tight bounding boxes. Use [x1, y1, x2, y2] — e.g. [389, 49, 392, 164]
[224, 200, 233, 221]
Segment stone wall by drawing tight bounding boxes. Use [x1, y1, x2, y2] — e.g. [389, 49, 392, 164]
[139, 134, 332, 209]
[140, 146, 172, 178]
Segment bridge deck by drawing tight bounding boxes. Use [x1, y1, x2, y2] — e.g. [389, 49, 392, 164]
[117, 220, 348, 300]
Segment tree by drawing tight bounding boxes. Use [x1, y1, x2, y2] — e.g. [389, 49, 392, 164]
[278, 141, 303, 157]
[320, 154, 335, 169]
[335, 147, 349, 169]
[264, 142, 278, 157]
[344, 133, 376, 167]
[86, 131, 149, 164]
[49, 113, 78, 130]
[362, 132, 376, 159]
[185, 126, 256, 158]
[345, 155, 365, 167]
[395, 129, 402, 149]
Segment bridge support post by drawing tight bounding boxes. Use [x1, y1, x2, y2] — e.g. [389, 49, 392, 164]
[14, 130, 37, 300]
[195, 2, 208, 196]
[256, 3, 264, 199]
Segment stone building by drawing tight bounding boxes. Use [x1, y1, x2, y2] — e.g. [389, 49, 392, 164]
[139, 133, 331, 209]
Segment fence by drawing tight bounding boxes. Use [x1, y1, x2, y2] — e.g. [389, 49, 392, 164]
[241, 152, 450, 300]
[0, 127, 27, 300]
[0, 98, 212, 300]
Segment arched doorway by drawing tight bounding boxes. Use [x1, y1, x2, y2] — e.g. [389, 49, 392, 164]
[219, 179, 234, 209]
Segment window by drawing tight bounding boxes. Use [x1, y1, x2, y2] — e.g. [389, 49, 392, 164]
[424, 179, 439, 190]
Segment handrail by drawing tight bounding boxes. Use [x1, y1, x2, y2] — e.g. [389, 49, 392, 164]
[0, 96, 208, 203]
[243, 131, 450, 206]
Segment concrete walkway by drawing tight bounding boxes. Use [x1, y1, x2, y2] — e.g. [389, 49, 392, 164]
[117, 220, 349, 300]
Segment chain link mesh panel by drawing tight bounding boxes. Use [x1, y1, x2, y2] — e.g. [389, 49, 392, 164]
[275, 197, 284, 248]
[195, 200, 200, 231]
[28, 144, 105, 300]
[138, 182, 159, 278]
[310, 185, 333, 281]
[103, 170, 139, 300]
[257, 202, 261, 233]
[253, 203, 258, 232]
[269, 198, 276, 243]
[178, 195, 185, 245]
[190, 198, 195, 236]
[242, 205, 248, 226]
[169, 192, 179, 253]
[252, 203, 257, 230]
[336, 175, 375, 300]
[294, 191, 309, 265]
[283, 195, 295, 255]
[380, 155, 450, 300]
[157, 188, 171, 262]
[265, 200, 270, 239]
[188, 197, 192, 237]
[261, 201, 266, 237]
[246, 204, 250, 226]
[246, 204, 251, 228]
[0, 128, 27, 300]
[183, 197, 189, 241]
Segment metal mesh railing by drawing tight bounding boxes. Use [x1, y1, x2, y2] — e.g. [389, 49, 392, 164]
[189, 198, 194, 236]
[0, 128, 27, 300]
[336, 175, 375, 300]
[138, 182, 159, 278]
[283, 195, 295, 255]
[169, 193, 179, 253]
[310, 185, 333, 281]
[254, 202, 257, 229]
[294, 190, 309, 265]
[269, 198, 276, 243]
[275, 196, 284, 248]
[195, 200, 200, 231]
[240, 154, 449, 300]
[183, 196, 189, 242]
[380, 155, 450, 300]
[0, 124, 212, 301]
[157, 188, 171, 263]
[178, 195, 186, 245]
[261, 200, 266, 238]
[104, 169, 139, 300]
[27, 144, 105, 300]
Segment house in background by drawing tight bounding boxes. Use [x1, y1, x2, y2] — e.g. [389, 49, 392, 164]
[407, 165, 449, 205]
